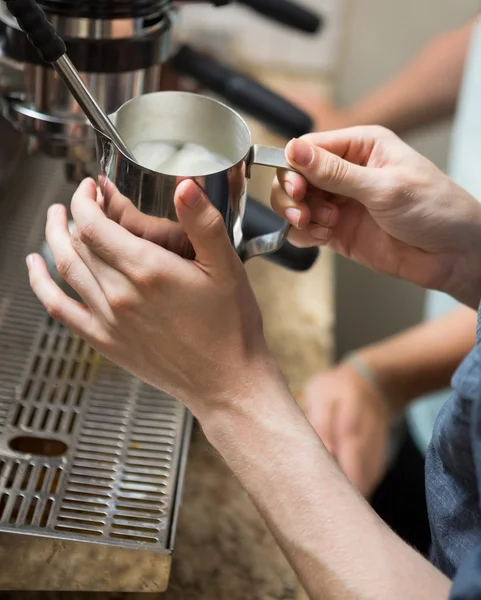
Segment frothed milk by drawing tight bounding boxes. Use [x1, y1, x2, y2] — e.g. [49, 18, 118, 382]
[133, 141, 232, 176]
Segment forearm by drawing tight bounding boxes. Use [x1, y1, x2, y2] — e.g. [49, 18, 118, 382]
[201, 374, 450, 600]
[357, 306, 477, 412]
[341, 21, 475, 135]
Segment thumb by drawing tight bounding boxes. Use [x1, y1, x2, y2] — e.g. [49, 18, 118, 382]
[174, 179, 236, 270]
[285, 138, 378, 199]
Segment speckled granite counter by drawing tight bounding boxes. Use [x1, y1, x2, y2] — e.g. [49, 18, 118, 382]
[0, 80, 334, 600]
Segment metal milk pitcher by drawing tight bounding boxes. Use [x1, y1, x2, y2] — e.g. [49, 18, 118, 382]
[94, 91, 297, 261]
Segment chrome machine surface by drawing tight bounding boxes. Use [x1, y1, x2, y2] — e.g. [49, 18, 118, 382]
[0, 155, 192, 592]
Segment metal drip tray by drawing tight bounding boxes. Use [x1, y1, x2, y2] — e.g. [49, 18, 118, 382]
[0, 156, 192, 593]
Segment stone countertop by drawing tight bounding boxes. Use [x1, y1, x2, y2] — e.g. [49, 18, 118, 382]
[0, 78, 334, 600]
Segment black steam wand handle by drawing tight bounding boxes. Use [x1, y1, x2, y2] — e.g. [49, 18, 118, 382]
[4, 0, 136, 161]
[207, 0, 322, 34]
[244, 197, 319, 271]
[237, 0, 322, 34]
[172, 45, 313, 139]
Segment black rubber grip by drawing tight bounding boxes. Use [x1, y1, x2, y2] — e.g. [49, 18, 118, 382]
[238, 0, 322, 34]
[244, 197, 319, 272]
[172, 45, 313, 139]
[5, 0, 65, 63]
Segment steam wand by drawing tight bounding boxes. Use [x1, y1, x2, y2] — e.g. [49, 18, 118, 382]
[4, 0, 137, 161]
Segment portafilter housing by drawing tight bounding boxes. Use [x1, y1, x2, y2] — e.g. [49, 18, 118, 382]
[0, 1, 217, 177]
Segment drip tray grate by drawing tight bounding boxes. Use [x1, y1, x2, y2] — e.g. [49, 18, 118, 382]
[0, 155, 192, 593]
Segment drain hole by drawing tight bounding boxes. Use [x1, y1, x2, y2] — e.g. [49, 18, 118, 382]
[55, 525, 102, 536]
[110, 532, 157, 543]
[9, 496, 23, 524]
[40, 498, 53, 527]
[112, 523, 159, 534]
[23, 380, 32, 399]
[36, 466, 48, 492]
[116, 513, 161, 523]
[20, 464, 34, 490]
[53, 411, 63, 432]
[26, 406, 37, 428]
[45, 357, 54, 377]
[56, 360, 67, 379]
[32, 356, 41, 375]
[12, 405, 24, 427]
[74, 387, 85, 407]
[40, 409, 51, 430]
[0, 493, 8, 520]
[9, 436, 68, 458]
[40, 332, 49, 350]
[65, 337, 74, 355]
[61, 507, 106, 518]
[6, 463, 19, 488]
[57, 515, 105, 526]
[25, 497, 38, 525]
[50, 468, 62, 494]
[116, 503, 164, 515]
[67, 413, 77, 434]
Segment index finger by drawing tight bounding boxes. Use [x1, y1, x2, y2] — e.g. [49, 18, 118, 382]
[70, 178, 172, 275]
[300, 125, 396, 159]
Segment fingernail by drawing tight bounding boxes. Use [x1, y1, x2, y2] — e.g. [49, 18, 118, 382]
[180, 183, 201, 208]
[289, 139, 313, 167]
[26, 254, 34, 269]
[284, 182, 294, 199]
[285, 207, 301, 228]
[47, 204, 61, 216]
[317, 207, 331, 225]
[310, 226, 330, 240]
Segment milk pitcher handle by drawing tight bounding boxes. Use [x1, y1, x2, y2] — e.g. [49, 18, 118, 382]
[241, 145, 298, 262]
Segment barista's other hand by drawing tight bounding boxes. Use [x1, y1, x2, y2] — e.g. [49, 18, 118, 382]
[303, 363, 390, 499]
[272, 126, 481, 306]
[27, 178, 276, 416]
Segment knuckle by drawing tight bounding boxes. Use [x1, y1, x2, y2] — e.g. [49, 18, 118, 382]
[106, 290, 136, 313]
[44, 297, 65, 323]
[200, 209, 226, 239]
[78, 221, 96, 246]
[55, 255, 73, 280]
[128, 253, 163, 287]
[318, 151, 349, 184]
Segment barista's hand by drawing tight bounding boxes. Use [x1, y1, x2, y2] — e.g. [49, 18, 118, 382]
[26, 178, 277, 416]
[97, 178, 195, 259]
[304, 363, 390, 499]
[272, 126, 481, 307]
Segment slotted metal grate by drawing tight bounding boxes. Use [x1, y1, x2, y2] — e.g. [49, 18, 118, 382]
[0, 156, 192, 593]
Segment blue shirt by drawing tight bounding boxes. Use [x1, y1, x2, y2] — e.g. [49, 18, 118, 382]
[406, 18, 481, 458]
[426, 301, 481, 596]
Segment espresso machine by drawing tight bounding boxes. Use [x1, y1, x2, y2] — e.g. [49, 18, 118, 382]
[0, 0, 322, 592]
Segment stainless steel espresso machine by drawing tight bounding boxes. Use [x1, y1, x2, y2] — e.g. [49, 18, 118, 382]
[0, 0, 322, 592]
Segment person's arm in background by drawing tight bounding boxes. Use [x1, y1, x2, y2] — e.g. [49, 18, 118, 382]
[304, 305, 477, 497]
[286, 19, 477, 134]
[358, 305, 477, 410]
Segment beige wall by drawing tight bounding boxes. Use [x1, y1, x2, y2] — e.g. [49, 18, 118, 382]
[334, 0, 480, 360]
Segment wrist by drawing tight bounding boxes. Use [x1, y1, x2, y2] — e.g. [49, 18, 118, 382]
[199, 365, 297, 448]
[442, 244, 481, 310]
[437, 187, 481, 309]
[342, 349, 407, 414]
